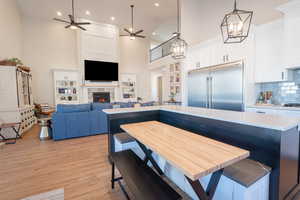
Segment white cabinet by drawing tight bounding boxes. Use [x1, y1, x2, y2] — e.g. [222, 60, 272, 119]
[0, 66, 36, 138]
[254, 20, 287, 83]
[278, 0, 300, 68]
[282, 17, 300, 68]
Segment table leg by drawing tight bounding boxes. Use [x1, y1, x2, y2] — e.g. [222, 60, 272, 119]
[136, 140, 164, 176]
[185, 169, 223, 200]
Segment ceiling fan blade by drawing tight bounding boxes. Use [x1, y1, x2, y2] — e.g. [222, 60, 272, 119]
[53, 18, 70, 23]
[135, 35, 146, 38]
[65, 25, 71, 29]
[75, 22, 91, 25]
[120, 35, 129, 37]
[77, 25, 87, 31]
[124, 28, 131, 34]
[134, 30, 144, 35]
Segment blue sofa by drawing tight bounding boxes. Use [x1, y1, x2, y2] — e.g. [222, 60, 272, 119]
[52, 102, 155, 141]
[52, 103, 113, 140]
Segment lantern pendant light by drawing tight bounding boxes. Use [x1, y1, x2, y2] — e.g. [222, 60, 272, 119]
[170, 0, 188, 60]
[221, 0, 253, 44]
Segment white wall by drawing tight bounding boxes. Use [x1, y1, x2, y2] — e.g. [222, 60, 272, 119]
[22, 17, 78, 105]
[0, 0, 23, 60]
[21, 16, 151, 105]
[119, 37, 151, 101]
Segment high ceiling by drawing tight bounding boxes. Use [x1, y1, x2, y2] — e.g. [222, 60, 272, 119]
[17, 0, 177, 40]
[181, 0, 289, 44]
[17, 0, 289, 44]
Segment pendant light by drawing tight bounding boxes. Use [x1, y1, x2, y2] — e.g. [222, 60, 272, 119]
[170, 0, 188, 60]
[221, 0, 253, 44]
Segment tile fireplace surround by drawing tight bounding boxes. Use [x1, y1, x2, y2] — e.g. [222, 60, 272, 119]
[87, 88, 116, 103]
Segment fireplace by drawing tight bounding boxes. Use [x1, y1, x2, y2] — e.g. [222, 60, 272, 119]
[93, 92, 110, 103]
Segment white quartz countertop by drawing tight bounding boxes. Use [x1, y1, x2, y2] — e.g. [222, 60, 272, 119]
[103, 105, 300, 131]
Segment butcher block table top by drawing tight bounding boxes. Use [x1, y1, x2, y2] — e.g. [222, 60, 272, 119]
[121, 121, 250, 181]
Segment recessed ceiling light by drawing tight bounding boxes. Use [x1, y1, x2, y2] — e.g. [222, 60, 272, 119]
[154, 3, 160, 7]
[85, 10, 91, 15]
[152, 32, 157, 35]
[110, 16, 115, 21]
[56, 11, 62, 16]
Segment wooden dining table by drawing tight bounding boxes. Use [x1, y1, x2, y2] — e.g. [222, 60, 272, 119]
[121, 121, 250, 200]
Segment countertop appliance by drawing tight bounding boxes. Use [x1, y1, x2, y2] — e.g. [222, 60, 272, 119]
[188, 60, 244, 111]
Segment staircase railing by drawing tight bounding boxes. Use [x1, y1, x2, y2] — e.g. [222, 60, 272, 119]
[150, 36, 176, 62]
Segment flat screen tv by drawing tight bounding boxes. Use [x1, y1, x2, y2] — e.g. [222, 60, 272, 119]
[84, 60, 119, 81]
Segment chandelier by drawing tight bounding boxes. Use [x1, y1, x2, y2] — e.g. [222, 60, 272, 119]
[221, 0, 253, 44]
[170, 0, 188, 60]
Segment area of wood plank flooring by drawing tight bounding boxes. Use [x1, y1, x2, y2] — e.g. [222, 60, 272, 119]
[0, 125, 124, 200]
[2, 125, 300, 200]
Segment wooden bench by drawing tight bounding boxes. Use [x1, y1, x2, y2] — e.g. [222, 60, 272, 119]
[111, 150, 182, 200]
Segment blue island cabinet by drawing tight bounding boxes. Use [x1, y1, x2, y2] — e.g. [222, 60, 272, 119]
[105, 107, 300, 200]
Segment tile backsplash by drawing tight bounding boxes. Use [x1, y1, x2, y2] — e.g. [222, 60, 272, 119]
[257, 69, 300, 105]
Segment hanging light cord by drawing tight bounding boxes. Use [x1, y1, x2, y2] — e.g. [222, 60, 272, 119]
[234, 0, 237, 11]
[72, 0, 75, 17]
[131, 5, 134, 32]
[177, 0, 181, 35]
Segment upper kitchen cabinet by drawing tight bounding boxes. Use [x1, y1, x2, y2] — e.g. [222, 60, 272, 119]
[278, 1, 300, 68]
[187, 43, 212, 70]
[254, 19, 286, 83]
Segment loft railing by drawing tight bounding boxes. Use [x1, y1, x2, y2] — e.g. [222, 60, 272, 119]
[150, 36, 176, 62]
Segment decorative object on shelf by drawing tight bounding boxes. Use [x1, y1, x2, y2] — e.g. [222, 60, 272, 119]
[120, 74, 137, 101]
[53, 0, 91, 31]
[18, 66, 31, 72]
[53, 69, 80, 105]
[137, 97, 143, 103]
[120, 5, 146, 40]
[169, 62, 182, 102]
[221, 0, 253, 44]
[0, 58, 23, 66]
[169, 92, 176, 103]
[170, 0, 188, 60]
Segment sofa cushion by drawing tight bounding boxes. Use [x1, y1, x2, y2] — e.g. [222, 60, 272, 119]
[57, 104, 91, 113]
[118, 102, 136, 108]
[92, 103, 113, 111]
[141, 101, 155, 107]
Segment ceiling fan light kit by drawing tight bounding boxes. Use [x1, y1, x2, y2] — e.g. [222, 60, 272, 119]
[120, 5, 146, 40]
[53, 0, 91, 31]
[170, 0, 188, 60]
[221, 0, 253, 44]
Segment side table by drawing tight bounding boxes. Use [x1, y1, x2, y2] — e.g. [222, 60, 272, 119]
[0, 122, 21, 144]
[38, 117, 52, 140]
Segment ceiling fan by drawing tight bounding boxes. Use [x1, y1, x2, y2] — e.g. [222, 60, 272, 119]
[120, 5, 146, 40]
[53, 0, 91, 31]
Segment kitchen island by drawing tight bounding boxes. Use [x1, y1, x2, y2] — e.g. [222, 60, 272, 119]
[104, 105, 300, 200]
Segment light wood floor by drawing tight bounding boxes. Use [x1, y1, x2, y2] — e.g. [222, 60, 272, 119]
[0, 125, 125, 200]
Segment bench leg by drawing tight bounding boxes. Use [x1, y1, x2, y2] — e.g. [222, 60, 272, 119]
[185, 169, 223, 200]
[136, 140, 164, 176]
[111, 162, 130, 200]
[111, 162, 115, 189]
[117, 181, 131, 200]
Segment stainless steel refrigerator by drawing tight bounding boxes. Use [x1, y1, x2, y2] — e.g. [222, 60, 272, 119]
[188, 60, 244, 111]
